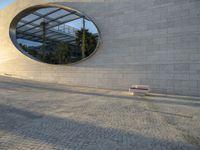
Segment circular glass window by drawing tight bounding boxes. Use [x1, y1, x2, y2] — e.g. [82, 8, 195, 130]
[10, 5, 100, 64]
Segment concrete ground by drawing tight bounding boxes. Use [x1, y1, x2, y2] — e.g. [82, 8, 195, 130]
[0, 76, 199, 150]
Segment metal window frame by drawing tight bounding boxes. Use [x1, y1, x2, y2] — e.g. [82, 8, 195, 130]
[9, 3, 101, 65]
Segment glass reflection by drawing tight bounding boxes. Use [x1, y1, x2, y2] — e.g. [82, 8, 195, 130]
[16, 7, 99, 64]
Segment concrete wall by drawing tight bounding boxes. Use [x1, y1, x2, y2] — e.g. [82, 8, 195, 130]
[0, 0, 200, 96]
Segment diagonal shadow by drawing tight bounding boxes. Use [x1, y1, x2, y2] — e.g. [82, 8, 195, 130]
[148, 94, 200, 102]
[0, 80, 200, 108]
[0, 104, 199, 150]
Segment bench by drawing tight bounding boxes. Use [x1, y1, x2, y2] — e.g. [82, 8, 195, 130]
[129, 85, 150, 95]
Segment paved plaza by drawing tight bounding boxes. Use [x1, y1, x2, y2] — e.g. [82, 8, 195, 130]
[0, 76, 199, 150]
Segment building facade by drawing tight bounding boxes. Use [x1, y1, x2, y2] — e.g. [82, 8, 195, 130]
[0, 0, 200, 96]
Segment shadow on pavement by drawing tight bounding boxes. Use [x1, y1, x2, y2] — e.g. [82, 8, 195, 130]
[0, 104, 199, 150]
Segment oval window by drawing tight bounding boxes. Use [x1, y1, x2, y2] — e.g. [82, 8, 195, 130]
[10, 5, 100, 64]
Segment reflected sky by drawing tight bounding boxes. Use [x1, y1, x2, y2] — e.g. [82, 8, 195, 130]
[0, 2, 98, 33]
[17, 39, 42, 47]
[67, 18, 98, 34]
[16, 7, 99, 47]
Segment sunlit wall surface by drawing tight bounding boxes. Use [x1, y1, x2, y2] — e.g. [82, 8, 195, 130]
[0, 0, 15, 10]
[0, 0, 200, 96]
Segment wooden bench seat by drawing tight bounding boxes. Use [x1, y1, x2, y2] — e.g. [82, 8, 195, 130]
[129, 85, 150, 95]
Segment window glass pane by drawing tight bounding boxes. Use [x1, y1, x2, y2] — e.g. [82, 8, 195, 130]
[14, 6, 100, 65]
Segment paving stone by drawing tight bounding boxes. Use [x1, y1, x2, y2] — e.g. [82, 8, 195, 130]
[0, 76, 199, 150]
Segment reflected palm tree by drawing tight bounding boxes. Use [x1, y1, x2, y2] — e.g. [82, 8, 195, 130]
[54, 42, 70, 64]
[40, 20, 48, 60]
[76, 29, 98, 58]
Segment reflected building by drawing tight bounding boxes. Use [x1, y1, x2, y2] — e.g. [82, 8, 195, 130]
[14, 6, 99, 64]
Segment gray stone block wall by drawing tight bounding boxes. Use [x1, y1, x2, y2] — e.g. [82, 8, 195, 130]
[0, 0, 200, 96]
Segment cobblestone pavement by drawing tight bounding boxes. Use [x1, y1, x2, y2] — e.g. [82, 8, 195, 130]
[0, 76, 199, 150]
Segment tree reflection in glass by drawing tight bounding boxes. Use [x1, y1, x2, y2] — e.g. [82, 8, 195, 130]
[15, 6, 99, 64]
